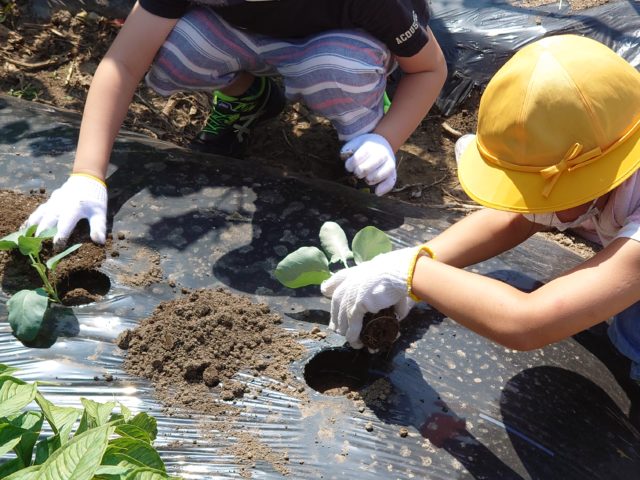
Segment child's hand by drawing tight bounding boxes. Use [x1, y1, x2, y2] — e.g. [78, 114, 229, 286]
[320, 246, 419, 349]
[23, 174, 107, 248]
[340, 133, 397, 196]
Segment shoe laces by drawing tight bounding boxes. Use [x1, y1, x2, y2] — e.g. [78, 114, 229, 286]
[203, 81, 271, 140]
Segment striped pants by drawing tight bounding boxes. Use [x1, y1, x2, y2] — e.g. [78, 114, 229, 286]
[145, 7, 394, 141]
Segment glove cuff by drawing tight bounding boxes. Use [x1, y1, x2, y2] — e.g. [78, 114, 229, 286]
[68, 173, 108, 204]
[70, 172, 107, 188]
[407, 245, 435, 302]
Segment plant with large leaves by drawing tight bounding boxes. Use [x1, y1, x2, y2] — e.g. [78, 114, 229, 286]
[0, 363, 182, 479]
[274, 222, 401, 351]
[274, 221, 392, 289]
[0, 225, 81, 342]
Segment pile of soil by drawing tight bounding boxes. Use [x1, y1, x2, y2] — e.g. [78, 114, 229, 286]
[117, 288, 311, 476]
[117, 288, 308, 409]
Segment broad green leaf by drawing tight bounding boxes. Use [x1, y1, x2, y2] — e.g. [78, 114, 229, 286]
[128, 413, 157, 442]
[0, 364, 19, 376]
[319, 221, 352, 266]
[94, 464, 134, 479]
[119, 403, 132, 422]
[18, 235, 44, 256]
[35, 393, 81, 438]
[274, 246, 331, 288]
[2, 461, 39, 479]
[0, 377, 37, 418]
[76, 399, 116, 435]
[9, 411, 44, 466]
[0, 424, 23, 456]
[352, 226, 392, 264]
[108, 438, 165, 472]
[46, 244, 82, 271]
[7, 289, 49, 342]
[124, 468, 173, 480]
[33, 424, 114, 480]
[0, 230, 21, 251]
[36, 227, 57, 239]
[102, 447, 147, 470]
[24, 225, 38, 238]
[35, 434, 62, 465]
[115, 425, 151, 444]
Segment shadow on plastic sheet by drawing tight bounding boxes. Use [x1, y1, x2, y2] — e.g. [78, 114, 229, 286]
[499, 366, 640, 480]
[102, 147, 449, 300]
[347, 269, 640, 480]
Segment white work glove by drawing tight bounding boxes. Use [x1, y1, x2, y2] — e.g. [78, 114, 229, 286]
[24, 174, 107, 248]
[340, 133, 397, 196]
[321, 246, 431, 349]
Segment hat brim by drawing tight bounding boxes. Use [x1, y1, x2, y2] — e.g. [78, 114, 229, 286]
[457, 126, 640, 213]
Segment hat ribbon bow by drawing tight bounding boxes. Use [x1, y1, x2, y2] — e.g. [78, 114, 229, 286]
[539, 143, 601, 198]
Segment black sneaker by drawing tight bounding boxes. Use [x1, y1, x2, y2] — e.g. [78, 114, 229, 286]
[190, 76, 285, 157]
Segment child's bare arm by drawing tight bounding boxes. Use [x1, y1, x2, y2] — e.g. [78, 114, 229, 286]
[374, 27, 447, 152]
[73, 2, 178, 180]
[413, 235, 640, 350]
[426, 208, 544, 268]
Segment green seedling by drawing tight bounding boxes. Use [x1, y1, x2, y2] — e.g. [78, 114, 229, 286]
[0, 225, 81, 342]
[0, 363, 182, 479]
[275, 222, 403, 350]
[274, 221, 392, 288]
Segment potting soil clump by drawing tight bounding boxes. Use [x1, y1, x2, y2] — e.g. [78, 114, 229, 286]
[118, 288, 308, 414]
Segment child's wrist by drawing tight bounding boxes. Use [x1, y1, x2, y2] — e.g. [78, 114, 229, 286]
[407, 245, 435, 301]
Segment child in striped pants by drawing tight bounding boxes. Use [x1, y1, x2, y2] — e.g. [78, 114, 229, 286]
[22, 0, 447, 248]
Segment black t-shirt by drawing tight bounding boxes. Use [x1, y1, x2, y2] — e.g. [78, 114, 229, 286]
[138, 0, 430, 57]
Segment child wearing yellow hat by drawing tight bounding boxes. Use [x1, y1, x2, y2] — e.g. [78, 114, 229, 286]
[321, 35, 640, 395]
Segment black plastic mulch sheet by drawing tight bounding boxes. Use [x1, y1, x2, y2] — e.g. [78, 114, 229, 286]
[0, 95, 639, 478]
[430, 0, 640, 114]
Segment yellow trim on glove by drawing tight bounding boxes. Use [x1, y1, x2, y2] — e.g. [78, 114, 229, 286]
[407, 244, 435, 302]
[71, 172, 107, 188]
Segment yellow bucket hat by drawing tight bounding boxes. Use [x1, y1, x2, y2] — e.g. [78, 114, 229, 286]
[457, 34, 640, 213]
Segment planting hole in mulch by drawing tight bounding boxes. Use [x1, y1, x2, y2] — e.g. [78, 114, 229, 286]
[304, 347, 375, 393]
[0, 190, 115, 306]
[56, 269, 111, 306]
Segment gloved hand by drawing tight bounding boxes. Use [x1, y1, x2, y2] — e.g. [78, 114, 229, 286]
[340, 133, 397, 196]
[320, 245, 433, 349]
[23, 174, 108, 248]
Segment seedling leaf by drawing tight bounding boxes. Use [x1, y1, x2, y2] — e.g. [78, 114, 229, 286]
[0, 231, 22, 250]
[352, 226, 392, 264]
[18, 235, 44, 256]
[36, 227, 57, 239]
[24, 224, 38, 237]
[46, 243, 82, 271]
[7, 289, 49, 342]
[274, 246, 331, 288]
[319, 222, 353, 266]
